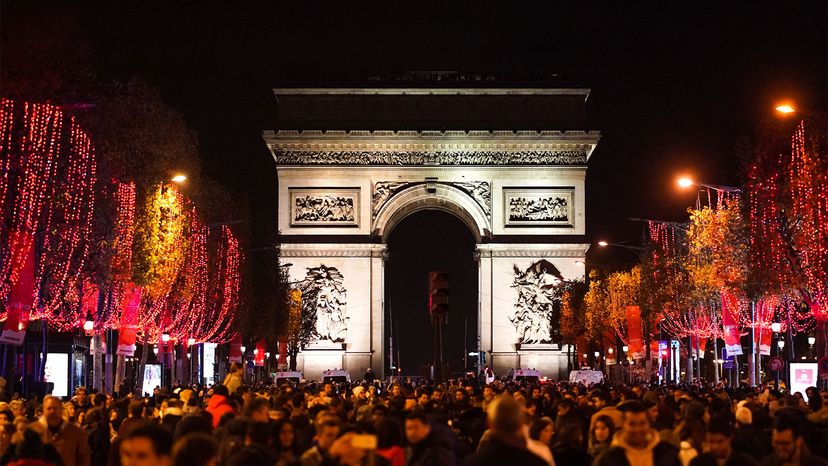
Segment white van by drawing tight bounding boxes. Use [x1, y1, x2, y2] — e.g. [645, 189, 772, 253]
[568, 369, 604, 385]
[321, 369, 351, 384]
[271, 371, 303, 385]
[508, 368, 542, 384]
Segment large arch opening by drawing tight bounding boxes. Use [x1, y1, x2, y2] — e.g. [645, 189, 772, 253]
[384, 210, 478, 377]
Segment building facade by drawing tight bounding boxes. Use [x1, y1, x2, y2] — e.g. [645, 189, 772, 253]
[264, 81, 599, 380]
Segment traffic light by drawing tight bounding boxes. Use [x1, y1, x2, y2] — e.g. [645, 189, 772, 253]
[428, 271, 450, 316]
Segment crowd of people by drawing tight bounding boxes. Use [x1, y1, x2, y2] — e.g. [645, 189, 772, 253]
[0, 365, 825, 466]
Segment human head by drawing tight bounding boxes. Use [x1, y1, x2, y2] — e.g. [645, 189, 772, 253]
[770, 410, 807, 464]
[273, 420, 294, 450]
[405, 411, 431, 445]
[487, 395, 524, 435]
[74, 387, 88, 405]
[315, 419, 341, 450]
[120, 422, 173, 466]
[42, 396, 63, 427]
[618, 401, 651, 449]
[591, 415, 616, 445]
[734, 406, 752, 426]
[243, 397, 270, 423]
[706, 416, 734, 460]
[171, 433, 218, 466]
[528, 417, 554, 445]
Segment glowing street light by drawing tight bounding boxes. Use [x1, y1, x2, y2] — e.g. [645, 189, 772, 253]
[171, 174, 187, 184]
[808, 336, 816, 346]
[607, 348, 614, 354]
[161, 332, 171, 343]
[771, 322, 782, 333]
[778, 340, 785, 349]
[594, 351, 600, 358]
[775, 103, 796, 114]
[187, 338, 196, 346]
[675, 176, 741, 193]
[622, 345, 629, 353]
[677, 176, 695, 188]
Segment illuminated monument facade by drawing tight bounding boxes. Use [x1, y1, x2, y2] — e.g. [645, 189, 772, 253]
[264, 74, 599, 380]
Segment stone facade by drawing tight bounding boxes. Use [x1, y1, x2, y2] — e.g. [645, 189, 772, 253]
[265, 87, 598, 381]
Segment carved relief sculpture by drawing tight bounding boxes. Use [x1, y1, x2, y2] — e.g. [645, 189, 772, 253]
[372, 180, 491, 220]
[298, 265, 349, 343]
[274, 150, 587, 166]
[290, 188, 359, 227]
[503, 188, 574, 227]
[510, 260, 564, 344]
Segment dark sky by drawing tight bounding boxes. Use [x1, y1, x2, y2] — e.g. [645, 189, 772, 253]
[69, 3, 826, 249]
[13, 3, 825, 368]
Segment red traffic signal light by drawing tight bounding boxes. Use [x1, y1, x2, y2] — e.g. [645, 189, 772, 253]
[429, 271, 450, 315]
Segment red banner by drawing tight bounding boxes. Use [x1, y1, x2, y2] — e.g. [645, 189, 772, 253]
[278, 340, 287, 367]
[229, 334, 242, 363]
[576, 335, 588, 367]
[117, 284, 141, 356]
[690, 335, 708, 358]
[1, 235, 36, 345]
[626, 306, 645, 359]
[254, 339, 266, 367]
[721, 291, 742, 356]
[754, 326, 773, 356]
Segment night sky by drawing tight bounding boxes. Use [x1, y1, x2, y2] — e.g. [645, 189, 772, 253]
[7, 3, 825, 370]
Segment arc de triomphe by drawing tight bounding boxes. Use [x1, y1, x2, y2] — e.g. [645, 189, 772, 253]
[264, 83, 599, 380]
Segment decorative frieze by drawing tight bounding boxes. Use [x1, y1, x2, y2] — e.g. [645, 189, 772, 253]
[273, 150, 587, 166]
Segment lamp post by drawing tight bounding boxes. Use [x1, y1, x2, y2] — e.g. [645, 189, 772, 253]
[808, 335, 816, 359]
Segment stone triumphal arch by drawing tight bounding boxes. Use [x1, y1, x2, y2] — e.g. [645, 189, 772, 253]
[264, 80, 599, 380]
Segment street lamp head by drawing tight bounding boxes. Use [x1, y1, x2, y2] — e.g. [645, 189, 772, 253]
[622, 345, 629, 353]
[778, 340, 785, 349]
[808, 336, 816, 346]
[607, 348, 614, 354]
[152, 345, 159, 355]
[240, 345, 247, 353]
[771, 322, 782, 333]
[677, 177, 695, 189]
[597, 241, 609, 247]
[171, 174, 187, 184]
[161, 332, 170, 343]
[594, 351, 600, 358]
[187, 338, 196, 346]
[775, 103, 796, 115]
[83, 319, 94, 333]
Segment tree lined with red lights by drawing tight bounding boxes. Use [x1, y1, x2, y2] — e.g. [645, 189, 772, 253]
[0, 97, 242, 345]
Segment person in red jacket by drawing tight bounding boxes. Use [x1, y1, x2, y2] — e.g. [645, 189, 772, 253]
[205, 385, 235, 428]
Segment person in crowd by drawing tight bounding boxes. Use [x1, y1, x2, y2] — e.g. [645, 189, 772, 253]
[119, 422, 173, 466]
[466, 395, 549, 466]
[222, 364, 243, 396]
[404, 411, 454, 466]
[588, 414, 616, 458]
[205, 386, 234, 429]
[528, 417, 554, 447]
[300, 418, 340, 466]
[594, 400, 680, 466]
[732, 405, 768, 461]
[760, 409, 827, 466]
[689, 416, 757, 466]
[33, 396, 90, 466]
[171, 433, 218, 466]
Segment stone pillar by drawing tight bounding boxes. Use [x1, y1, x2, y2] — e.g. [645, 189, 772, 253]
[476, 246, 493, 373]
[370, 246, 386, 377]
